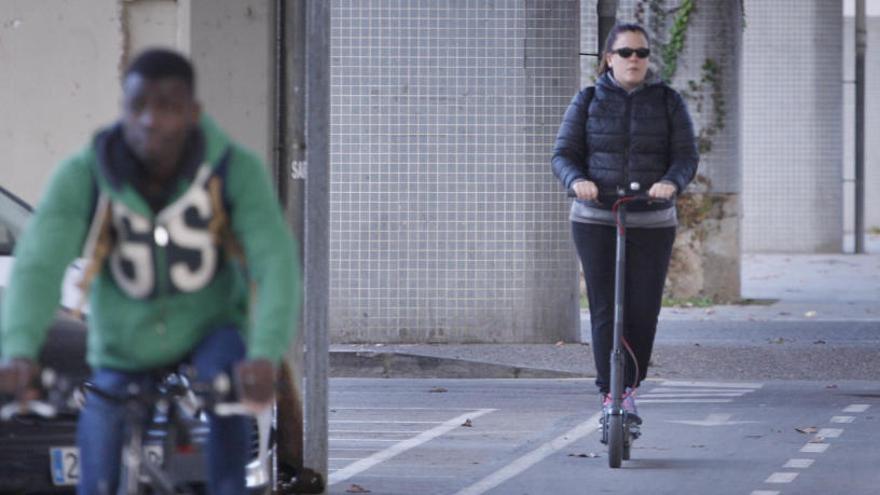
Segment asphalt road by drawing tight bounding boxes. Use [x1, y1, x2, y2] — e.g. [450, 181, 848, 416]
[326, 378, 880, 495]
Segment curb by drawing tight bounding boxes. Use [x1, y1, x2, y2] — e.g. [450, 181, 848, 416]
[330, 350, 586, 379]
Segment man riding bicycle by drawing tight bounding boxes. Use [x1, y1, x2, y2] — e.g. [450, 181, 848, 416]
[0, 48, 300, 495]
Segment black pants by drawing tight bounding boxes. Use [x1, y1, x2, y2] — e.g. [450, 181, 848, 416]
[572, 221, 676, 394]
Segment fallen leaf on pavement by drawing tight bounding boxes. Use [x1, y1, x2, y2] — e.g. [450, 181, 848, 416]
[429, 387, 448, 393]
[809, 436, 826, 443]
[813, 340, 827, 345]
[795, 426, 818, 434]
[825, 384, 838, 389]
[568, 452, 599, 458]
[555, 340, 565, 347]
[461, 419, 473, 427]
[804, 310, 817, 318]
[346, 484, 371, 493]
[769, 337, 785, 344]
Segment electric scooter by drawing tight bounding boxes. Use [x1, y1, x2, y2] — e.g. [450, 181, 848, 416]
[569, 181, 670, 468]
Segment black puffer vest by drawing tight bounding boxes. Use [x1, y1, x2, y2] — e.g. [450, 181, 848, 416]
[551, 72, 699, 211]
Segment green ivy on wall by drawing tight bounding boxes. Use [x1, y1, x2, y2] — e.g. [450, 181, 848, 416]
[660, 0, 694, 82]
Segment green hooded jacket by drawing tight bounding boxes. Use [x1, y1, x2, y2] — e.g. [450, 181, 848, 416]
[1, 116, 301, 371]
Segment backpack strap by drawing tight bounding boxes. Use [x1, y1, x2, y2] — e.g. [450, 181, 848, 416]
[75, 173, 113, 317]
[207, 147, 246, 264]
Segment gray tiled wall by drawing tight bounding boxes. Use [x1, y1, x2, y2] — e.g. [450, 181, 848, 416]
[329, 0, 581, 343]
[742, 0, 844, 252]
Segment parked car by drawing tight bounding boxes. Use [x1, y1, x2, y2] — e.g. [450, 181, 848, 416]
[0, 185, 89, 493]
[0, 185, 272, 494]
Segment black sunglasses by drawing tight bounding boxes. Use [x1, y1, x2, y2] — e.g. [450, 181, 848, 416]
[612, 47, 650, 59]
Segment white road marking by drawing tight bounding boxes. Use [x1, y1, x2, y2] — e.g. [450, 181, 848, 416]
[328, 408, 495, 486]
[816, 428, 843, 439]
[639, 399, 732, 404]
[783, 458, 815, 469]
[648, 387, 756, 394]
[640, 392, 746, 398]
[330, 429, 424, 434]
[766, 472, 798, 483]
[330, 438, 404, 442]
[330, 420, 444, 424]
[800, 442, 830, 453]
[843, 404, 870, 413]
[667, 413, 757, 427]
[452, 412, 603, 495]
[332, 407, 480, 411]
[830, 416, 855, 424]
[659, 380, 763, 389]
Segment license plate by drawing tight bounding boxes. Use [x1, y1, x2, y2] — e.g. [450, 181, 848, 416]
[50, 447, 79, 486]
[50, 445, 164, 486]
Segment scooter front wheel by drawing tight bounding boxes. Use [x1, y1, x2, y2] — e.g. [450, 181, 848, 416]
[607, 414, 624, 468]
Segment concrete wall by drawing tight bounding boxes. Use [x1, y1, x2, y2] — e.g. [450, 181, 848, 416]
[742, 0, 844, 252]
[329, 0, 581, 343]
[0, 0, 274, 208]
[187, 0, 274, 164]
[0, 0, 123, 205]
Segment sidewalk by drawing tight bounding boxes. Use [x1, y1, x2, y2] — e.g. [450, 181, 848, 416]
[331, 235, 880, 381]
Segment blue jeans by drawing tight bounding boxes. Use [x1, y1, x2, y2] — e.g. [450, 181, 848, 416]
[77, 327, 250, 495]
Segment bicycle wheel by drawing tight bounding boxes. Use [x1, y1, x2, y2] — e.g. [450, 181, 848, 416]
[118, 425, 146, 495]
[607, 415, 623, 468]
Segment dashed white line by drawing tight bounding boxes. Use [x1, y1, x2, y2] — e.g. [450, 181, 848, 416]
[766, 472, 799, 483]
[452, 412, 603, 495]
[843, 404, 870, 413]
[816, 428, 843, 439]
[799, 442, 830, 453]
[830, 415, 855, 424]
[328, 408, 495, 486]
[783, 458, 815, 469]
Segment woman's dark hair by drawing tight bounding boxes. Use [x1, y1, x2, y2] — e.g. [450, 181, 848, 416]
[596, 23, 651, 75]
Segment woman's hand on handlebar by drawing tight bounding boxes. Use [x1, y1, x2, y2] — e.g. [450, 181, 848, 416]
[648, 181, 677, 200]
[571, 180, 598, 201]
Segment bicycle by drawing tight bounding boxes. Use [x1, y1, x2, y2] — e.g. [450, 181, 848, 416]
[569, 182, 672, 468]
[82, 367, 272, 495]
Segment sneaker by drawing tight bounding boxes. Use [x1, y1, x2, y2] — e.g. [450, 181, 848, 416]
[601, 393, 612, 408]
[623, 387, 642, 424]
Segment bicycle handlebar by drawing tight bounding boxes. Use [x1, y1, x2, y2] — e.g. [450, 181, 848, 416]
[82, 371, 258, 418]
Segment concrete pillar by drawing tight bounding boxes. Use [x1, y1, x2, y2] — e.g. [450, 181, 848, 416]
[743, 0, 844, 252]
[329, 0, 581, 343]
[186, 0, 274, 165]
[609, 0, 743, 301]
[843, 10, 880, 248]
[665, 0, 743, 301]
